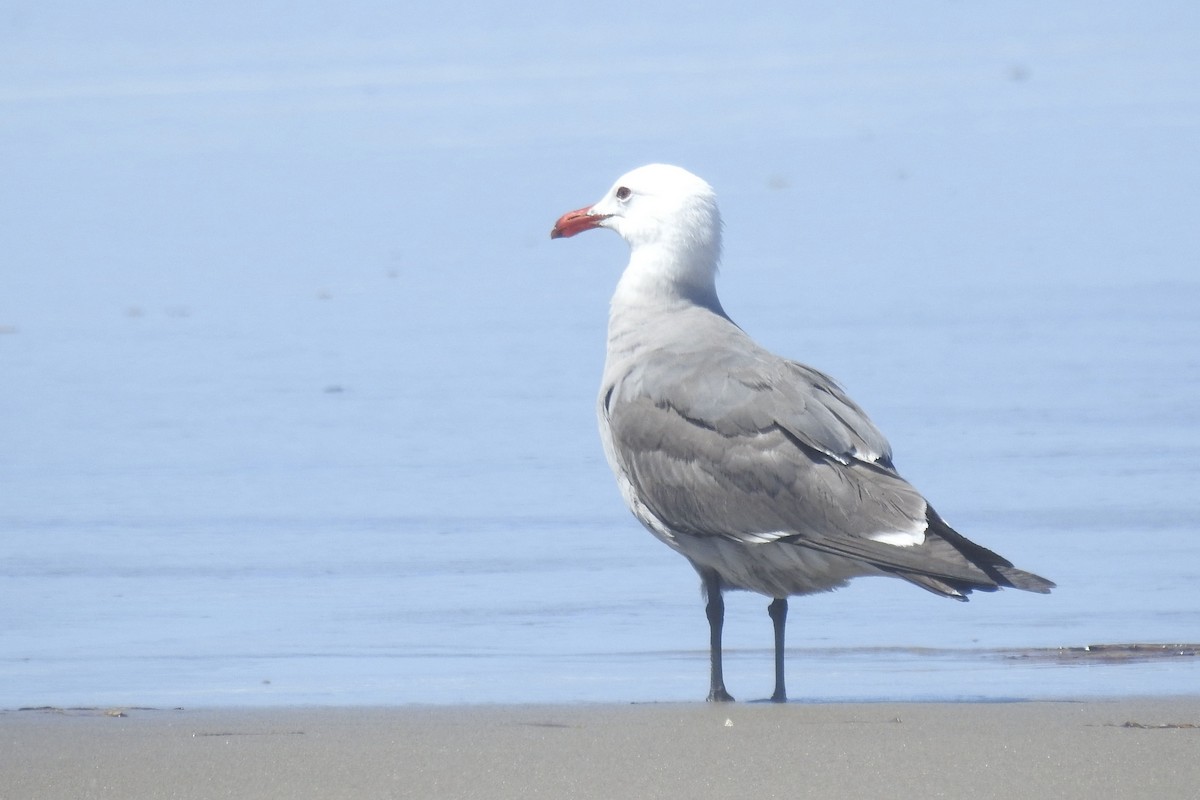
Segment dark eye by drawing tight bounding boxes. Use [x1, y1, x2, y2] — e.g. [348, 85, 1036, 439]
[615, 186, 631, 200]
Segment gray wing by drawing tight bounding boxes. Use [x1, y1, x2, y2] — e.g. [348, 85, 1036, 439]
[603, 344, 922, 542]
[601, 337, 1046, 594]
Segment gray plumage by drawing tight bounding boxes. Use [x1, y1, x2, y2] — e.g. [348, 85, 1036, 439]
[552, 164, 1053, 702]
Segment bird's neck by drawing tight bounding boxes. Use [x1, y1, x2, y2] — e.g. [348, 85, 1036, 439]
[611, 242, 723, 315]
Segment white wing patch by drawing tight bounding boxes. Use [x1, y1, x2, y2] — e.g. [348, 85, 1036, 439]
[735, 530, 792, 544]
[726, 527, 928, 547]
[868, 528, 927, 547]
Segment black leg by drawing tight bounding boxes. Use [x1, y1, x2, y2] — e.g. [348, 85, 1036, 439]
[702, 571, 734, 702]
[768, 597, 788, 702]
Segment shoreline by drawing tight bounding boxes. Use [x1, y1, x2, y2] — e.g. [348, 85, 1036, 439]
[5, 697, 1199, 798]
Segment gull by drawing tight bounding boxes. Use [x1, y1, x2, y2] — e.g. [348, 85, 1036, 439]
[551, 164, 1053, 702]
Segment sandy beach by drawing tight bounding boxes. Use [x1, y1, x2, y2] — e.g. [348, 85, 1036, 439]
[4, 698, 1198, 799]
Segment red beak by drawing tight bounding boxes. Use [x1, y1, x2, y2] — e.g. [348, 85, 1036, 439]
[550, 206, 611, 239]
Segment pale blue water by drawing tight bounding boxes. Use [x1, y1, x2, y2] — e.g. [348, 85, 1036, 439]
[2, 2, 1199, 707]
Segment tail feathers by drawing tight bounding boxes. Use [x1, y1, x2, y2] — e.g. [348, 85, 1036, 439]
[895, 565, 1054, 601]
[992, 564, 1055, 594]
[896, 507, 1055, 600]
[894, 572, 977, 601]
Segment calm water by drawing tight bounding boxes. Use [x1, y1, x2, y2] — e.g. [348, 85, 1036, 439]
[2, 2, 1198, 707]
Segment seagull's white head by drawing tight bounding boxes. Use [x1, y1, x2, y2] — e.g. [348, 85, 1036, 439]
[552, 164, 724, 306]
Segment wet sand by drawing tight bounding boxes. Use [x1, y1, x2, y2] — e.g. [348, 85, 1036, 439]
[4, 698, 1198, 799]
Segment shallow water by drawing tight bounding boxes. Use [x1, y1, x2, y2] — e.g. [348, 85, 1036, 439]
[2, 2, 1199, 707]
